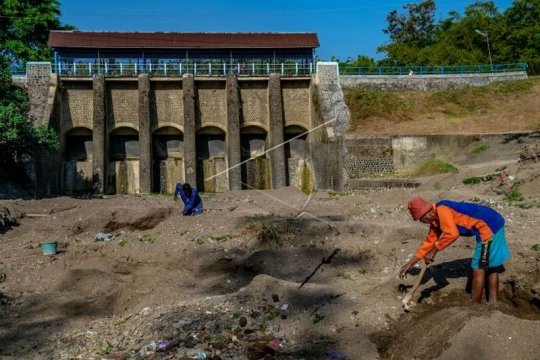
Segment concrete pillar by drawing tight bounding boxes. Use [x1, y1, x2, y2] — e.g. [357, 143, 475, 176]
[92, 75, 106, 195]
[183, 74, 197, 186]
[268, 74, 287, 188]
[138, 74, 152, 193]
[226, 75, 242, 191]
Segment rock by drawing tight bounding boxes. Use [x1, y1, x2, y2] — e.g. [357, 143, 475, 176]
[239, 316, 248, 327]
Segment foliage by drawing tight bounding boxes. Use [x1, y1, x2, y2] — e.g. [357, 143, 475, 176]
[0, 0, 74, 63]
[505, 183, 524, 202]
[375, 0, 540, 74]
[412, 157, 458, 177]
[471, 142, 489, 153]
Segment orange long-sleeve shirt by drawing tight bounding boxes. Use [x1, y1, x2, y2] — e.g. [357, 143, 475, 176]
[415, 204, 495, 259]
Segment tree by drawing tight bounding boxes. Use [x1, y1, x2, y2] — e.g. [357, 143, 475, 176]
[0, 0, 74, 63]
[0, 58, 59, 168]
[0, 0, 68, 171]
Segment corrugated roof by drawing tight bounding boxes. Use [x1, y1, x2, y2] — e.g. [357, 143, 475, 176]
[48, 31, 319, 49]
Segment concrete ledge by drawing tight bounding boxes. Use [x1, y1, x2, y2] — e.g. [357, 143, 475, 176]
[345, 178, 421, 189]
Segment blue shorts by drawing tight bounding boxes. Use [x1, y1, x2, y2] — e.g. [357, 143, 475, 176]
[471, 226, 510, 270]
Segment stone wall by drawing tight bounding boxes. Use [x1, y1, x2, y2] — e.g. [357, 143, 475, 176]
[151, 80, 184, 131]
[282, 79, 310, 128]
[239, 80, 268, 129]
[342, 134, 485, 177]
[340, 72, 527, 91]
[196, 80, 226, 130]
[107, 81, 139, 130]
[60, 81, 93, 131]
[343, 136, 394, 178]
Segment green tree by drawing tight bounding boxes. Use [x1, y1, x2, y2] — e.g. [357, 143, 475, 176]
[0, 0, 74, 62]
[0, 58, 59, 167]
[503, 0, 540, 73]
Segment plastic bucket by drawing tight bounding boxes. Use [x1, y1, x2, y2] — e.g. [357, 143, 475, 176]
[41, 242, 58, 256]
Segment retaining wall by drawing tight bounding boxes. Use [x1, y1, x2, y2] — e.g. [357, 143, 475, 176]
[340, 72, 527, 91]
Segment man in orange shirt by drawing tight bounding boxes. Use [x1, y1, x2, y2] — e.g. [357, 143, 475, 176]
[399, 197, 511, 304]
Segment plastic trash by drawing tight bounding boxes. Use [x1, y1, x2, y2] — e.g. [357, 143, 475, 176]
[280, 303, 289, 319]
[94, 232, 114, 242]
[195, 351, 207, 359]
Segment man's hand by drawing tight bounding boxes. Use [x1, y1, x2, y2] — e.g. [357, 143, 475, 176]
[174, 195, 179, 202]
[399, 262, 414, 279]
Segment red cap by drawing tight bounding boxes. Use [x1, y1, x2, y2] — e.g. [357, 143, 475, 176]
[407, 197, 432, 221]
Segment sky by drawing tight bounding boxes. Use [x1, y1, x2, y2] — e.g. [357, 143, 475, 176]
[60, 0, 513, 61]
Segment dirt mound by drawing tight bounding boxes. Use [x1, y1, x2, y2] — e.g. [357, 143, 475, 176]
[0, 206, 23, 234]
[103, 207, 174, 232]
[371, 281, 540, 360]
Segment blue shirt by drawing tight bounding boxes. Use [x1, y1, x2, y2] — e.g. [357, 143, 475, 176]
[174, 183, 203, 215]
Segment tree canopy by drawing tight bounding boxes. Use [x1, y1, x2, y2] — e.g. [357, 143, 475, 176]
[0, 0, 67, 170]
[377, 0, 540, 73]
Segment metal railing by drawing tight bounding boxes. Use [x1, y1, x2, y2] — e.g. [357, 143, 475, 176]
[339, 63, 528, 75]
[52, 62, 314, 77]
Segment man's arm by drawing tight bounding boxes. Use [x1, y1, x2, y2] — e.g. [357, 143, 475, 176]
[400, 226, 439, 279]
[173, 183, 182, 202]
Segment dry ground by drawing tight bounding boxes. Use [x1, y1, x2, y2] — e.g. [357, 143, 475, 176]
[0, 141, 540, 359]
[345, 77, 540, 134]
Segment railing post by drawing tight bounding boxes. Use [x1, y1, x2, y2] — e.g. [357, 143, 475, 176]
[237, 63, 240, 75]
[105, 62, 108, 74]
[420, 66, 423, 75]
[441, 66, 444, 75]
[88, 63, 91, 75]
[72, 63, 76, 75]
[120, 62, 123, 75]
[208, 63, 211, 75]
[179, 63, 182, 75]
[295, 62, 298, 76]
[149, 63, 152, 73]
[252, 63, 255, 75]
[164, 63, 167, 76]
[309, 62, 313, 74]
[281, 63, 284, 75]
[194, 62, 197, 75]
[267, 63, 270, 74]
[378, 66, 382, 76]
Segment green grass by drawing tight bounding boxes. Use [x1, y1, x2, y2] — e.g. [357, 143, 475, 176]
[138, 234, 155, 244]
[312, 314, 325, 324]
[505, 184, 524, 202]
[471, 143, 489, 154]
[532, 244, 540, 252]
[412, 157, 458, 177]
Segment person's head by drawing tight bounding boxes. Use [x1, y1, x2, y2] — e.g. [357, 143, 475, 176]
[182, 183, 192, 197]
[407, 197, 435, 224]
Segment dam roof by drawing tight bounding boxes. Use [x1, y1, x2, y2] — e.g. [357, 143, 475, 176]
[48, 31, 320, 49]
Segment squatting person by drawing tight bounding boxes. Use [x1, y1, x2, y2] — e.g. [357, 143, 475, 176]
[173, 183, 203, 216]
[399, 197, 511, 304]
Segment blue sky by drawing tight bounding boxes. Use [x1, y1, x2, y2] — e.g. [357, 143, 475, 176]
[60, 0, 513, 60]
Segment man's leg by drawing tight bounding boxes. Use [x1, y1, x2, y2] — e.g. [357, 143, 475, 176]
[487, 272, 499, 304]
[471, 269, 486, 304]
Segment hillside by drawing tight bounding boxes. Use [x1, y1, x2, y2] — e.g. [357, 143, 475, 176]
[344, 76, 540, 134]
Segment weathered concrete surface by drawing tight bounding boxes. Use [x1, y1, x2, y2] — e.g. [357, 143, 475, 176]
[340, 72, 528, 91]
[183, 74, 197, 186]
[138, 75, 152, 193]
[268, 74, 287, 189]
[226, 75, 242, 191]
[92, 75, 106, 195]
[311, 62, 350, 191]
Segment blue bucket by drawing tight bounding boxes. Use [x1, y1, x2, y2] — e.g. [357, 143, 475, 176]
[41, 242, 57, 256]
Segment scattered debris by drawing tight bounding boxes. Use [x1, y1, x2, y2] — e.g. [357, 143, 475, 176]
[299, 248, 341, 288]
[94, 232, 115, 242]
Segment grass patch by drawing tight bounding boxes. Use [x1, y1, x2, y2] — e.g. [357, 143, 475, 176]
[532, 244, 540, 252]
[433, 182, 441, 190]
[258, 224, 282, 249]
[312, 313, 325, 324]
[412, 157, 458, 177]
[336, 270, 353, 280]
[471, 143, 489, 154]
[138, 234, 155, 244]
[505, 184, 524, 202]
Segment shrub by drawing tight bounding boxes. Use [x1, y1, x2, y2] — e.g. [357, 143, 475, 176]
[412, 157, 458, 177]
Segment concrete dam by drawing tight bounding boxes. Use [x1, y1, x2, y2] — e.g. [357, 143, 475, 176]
[25, 62, 348, 197]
